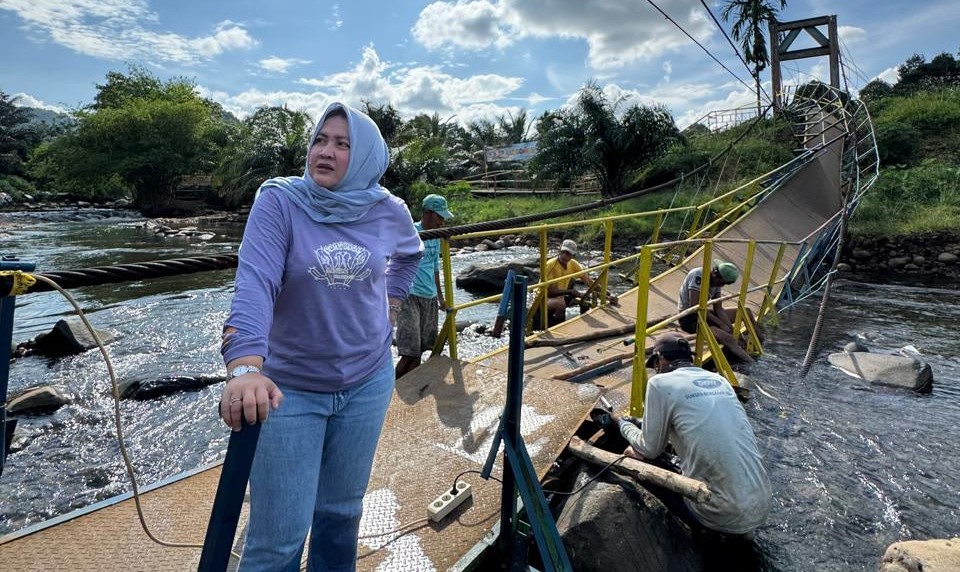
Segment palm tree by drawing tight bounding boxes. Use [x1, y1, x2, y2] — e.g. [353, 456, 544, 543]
[532, 82, 680, 198]
[721, 0, 787, 114]
[496, 109, 531, 144]
[215, 106, 312, 206]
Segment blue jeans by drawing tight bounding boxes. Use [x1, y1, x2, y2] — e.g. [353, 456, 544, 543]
[238, 355, 394, 572]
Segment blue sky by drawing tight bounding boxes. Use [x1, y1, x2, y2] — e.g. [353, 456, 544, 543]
[1, 0, 957, 128]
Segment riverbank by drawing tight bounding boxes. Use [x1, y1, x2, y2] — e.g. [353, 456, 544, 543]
[840, 230, 960, 283]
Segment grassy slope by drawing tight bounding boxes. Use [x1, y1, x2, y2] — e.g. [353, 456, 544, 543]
[851, 88, 960, 235]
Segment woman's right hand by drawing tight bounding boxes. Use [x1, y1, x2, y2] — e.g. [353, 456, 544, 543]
[219, 373, 284, 432]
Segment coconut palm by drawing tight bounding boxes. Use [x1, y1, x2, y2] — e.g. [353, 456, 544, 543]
[721, 0, 787, 114]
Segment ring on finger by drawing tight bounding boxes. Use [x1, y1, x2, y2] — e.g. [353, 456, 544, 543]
[230, 396, 243, 404]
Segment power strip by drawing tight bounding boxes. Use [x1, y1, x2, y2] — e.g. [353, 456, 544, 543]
[427, 481, 472, 522]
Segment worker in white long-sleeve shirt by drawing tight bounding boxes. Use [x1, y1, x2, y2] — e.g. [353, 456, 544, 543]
[613, 332, 773, 536]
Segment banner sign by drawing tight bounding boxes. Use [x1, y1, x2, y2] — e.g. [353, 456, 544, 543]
[484, 141, 538, 163]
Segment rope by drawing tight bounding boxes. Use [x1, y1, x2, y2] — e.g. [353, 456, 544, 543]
[27, 274, 239, 560]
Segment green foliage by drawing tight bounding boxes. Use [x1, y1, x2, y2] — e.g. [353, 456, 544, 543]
[638, 116, 794, 189]
[871, 89, 960, 165]
[895, 52, 960, 94]
[852, 162, 960, 234]
[636, 144, 711, 188]
[215, 106, 312, 207]
[860, 79, 895, 114]
[720, 0, 787, 110]
[362, 101, 404, 146]
[384, 138, 451, 203]
[532, 82, 681, 198]
[0, 90, 37, 177]
[874, 121, 921, 166]
[0, 174, 36, 199]
[24, 67, 228, 214]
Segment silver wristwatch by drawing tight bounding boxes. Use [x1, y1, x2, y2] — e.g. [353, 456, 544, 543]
[228, 364, 261, 379]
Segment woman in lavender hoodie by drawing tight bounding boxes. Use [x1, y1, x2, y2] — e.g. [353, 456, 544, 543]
[219, 102, 423, 571]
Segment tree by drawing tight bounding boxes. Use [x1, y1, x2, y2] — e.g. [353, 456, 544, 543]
[721, 0, 787, 114]
[362, 101, 404, 146]
[36, 68, 227, 213]
[496, 109, 532, 144]
[0, 91, 32, 177]
[896, 52, 960, 93]
[532, 83, 681, 198]
[215, 106, 312, 207]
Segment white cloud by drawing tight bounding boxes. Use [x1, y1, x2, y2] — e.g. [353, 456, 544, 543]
[838, 25, 866, 44]
[10, 92, 67, 113]
[876, 67, 899, 85]
[522, 92, 556, 106]
[0, 1, 256, 64]
[295, 45, 523, 117]
[326, 3, 343, 30]
[259, 56, 313, 74]
[412, 0, 714, 70]
[412, 1, 514, 50]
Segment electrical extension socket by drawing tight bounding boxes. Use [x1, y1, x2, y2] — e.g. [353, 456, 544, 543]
[427, 481, 472, 522]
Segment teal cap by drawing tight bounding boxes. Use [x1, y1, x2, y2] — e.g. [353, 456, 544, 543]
[422, 194, 453, 220]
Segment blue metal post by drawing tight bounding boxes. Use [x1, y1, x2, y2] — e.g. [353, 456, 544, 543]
[1, 258, 36, 478]
[197, 420, 262, 571]
[499, 274, 526, 561]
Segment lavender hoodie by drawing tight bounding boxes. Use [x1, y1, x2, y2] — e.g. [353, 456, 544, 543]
[222, 107, 422, 392]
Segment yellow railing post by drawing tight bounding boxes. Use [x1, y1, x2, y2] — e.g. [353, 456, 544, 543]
[650, 212, 663, 246]
[630, 246, 653, 417]
[758, 242, 787, 322]
[601, 220, 613, 305]
[697, 313, 739, 387]
[737, 240, 763, 355]
[694, 241, 714, 366]
[733, 240, 755, 336]
[538, 227, 549, 331]
[440, 238, 458, 360]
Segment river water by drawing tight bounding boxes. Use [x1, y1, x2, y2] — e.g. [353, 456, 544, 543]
[1, 210, 958, 571]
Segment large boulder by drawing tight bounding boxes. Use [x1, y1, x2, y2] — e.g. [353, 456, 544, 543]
[117, 374, 225, 400]
[6, 385, 68, 416]
[557, 475, 702, 572]
[827, 352, 933, 393]
[881, 538, 960, 572]
[29, 318, 116, 357]
[455, 257, 540, 294]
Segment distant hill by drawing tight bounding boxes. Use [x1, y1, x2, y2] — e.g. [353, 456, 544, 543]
[21, 106, 74, 128]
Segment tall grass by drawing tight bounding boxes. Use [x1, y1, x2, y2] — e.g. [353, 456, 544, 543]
[851, 161, 960, 234]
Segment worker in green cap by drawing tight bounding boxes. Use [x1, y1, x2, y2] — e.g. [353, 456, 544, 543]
[676, 260, 756, 364]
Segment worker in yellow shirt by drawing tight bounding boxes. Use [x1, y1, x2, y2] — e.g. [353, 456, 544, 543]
[536, 240, 615, 327]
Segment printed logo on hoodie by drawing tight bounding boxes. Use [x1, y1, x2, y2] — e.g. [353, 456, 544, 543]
[308, 241, 372, 289]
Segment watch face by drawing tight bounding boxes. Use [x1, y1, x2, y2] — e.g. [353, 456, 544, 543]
[230, 365, 259, 378]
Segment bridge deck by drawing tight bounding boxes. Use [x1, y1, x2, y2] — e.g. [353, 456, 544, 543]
[0, 357, 600, 571]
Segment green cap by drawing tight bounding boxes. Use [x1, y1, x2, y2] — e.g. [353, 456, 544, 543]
[715, 261, 739, 284]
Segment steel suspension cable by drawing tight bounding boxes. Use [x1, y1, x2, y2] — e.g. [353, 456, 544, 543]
[642, 0, 758, 98]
